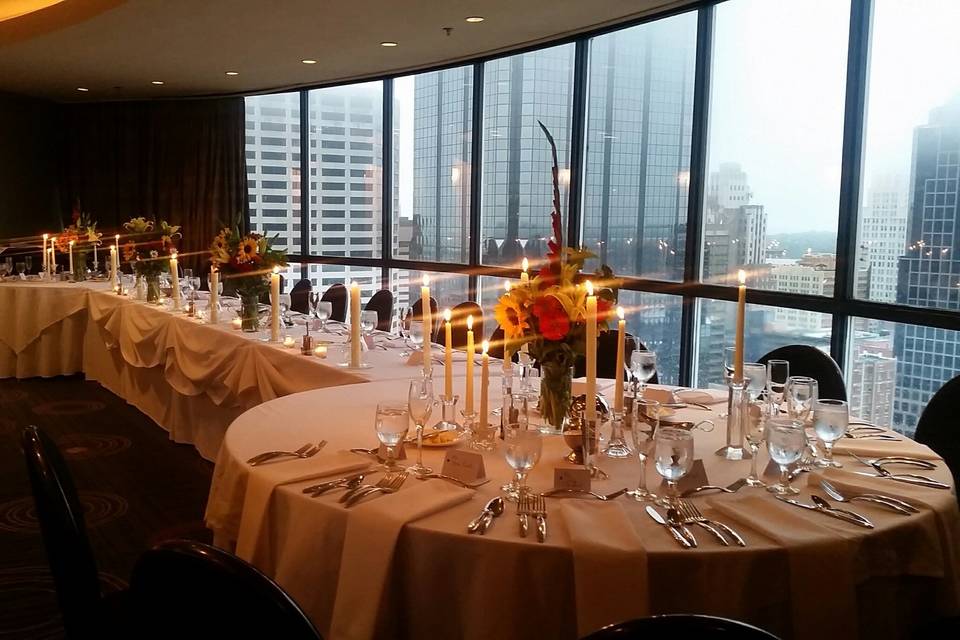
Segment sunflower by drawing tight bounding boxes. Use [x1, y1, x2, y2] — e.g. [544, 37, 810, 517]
[494, 294, 530, 340]
[236, 237, 260, 263]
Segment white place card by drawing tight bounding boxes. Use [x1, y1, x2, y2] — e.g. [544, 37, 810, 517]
[441, 449, 486, 483]
[553, 463, 592, 492]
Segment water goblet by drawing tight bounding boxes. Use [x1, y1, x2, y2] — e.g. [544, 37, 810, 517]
[360, 310, 378, 336]
[375, 402, 409, 472]
[315, 301, 332, 332]
[766, 417, 805, 495]
[627, 398, 660, 502]
[654, 427, 694, 507]
[504, 425, 542, 499]
[25, 255, 33, 274]
[743, 362, 766, 402]
[630, 349, 657, 398]
[786, 375, 819, 469]
[409, 320, 425, 355]
[813, 399, 848, 468]
[766, 359, 790, 416]
[15, 261, 25, 279]
[407, 377, 435, 477]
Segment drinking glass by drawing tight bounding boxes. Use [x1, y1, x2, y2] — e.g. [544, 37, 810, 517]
[766, 359, 790, 416]
[395, 307, 413, 357]
[785, 376, 818, 425]
[627, 398, 660, 502]
[207, 273, 224, 295]
[723, 346, 737, 380]
[315, 301, 332, 332]
[279, 293, 292, 321]
[504, 425, 542, 499]
[3, 257, 12, 275]
[360, 310, 378, 335]
[654, 427, 694, 507]
[409, 320, 425, 354]
[766, 418, 805, 495]
[25, 255, 32, 274]
[375, 402, 409, 472]
[744, 404, 766, 487]
[629, 349, 657, 398]
[407, 377, 435, 476]
[813, 399, 848, 468]
[743, 362, 766, 402]
[15, 261, 25, 278]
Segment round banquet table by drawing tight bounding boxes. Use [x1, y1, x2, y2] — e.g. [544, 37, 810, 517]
[205, 378, 960, 640]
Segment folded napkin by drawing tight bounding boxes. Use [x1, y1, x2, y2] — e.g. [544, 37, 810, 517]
[235, 451, 370, 560]
[329, 481, 474, 640]
[572, 377, 617, 397]
[833, 433, 941, 460]
[640, 386, 676, 404]
[675, 388, 727, 405]
[708, 494, 860, 639]
[559, 501, 649, 637]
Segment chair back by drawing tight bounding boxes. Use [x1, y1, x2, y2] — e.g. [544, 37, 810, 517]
[130, 540, 322, 639]
[581, 614, 781, 639]
[321, 283, 348, 323]
[411, 296, 440, 342]
[289, 279, 312, 315]
[449, 301, 483, 350]
[574, 332, 649, 383]
[758, 345, 846, 401]
[21, 425, 102, 638]
[915, 374, 960, 492]
[365, 290, 394, 332]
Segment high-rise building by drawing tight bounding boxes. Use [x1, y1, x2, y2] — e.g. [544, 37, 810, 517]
[859, 174, 908, 303]
[893, 96, 960, 434]
[849, 331, 897, 428]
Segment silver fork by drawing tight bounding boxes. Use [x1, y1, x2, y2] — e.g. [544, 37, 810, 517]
[530, 494, 547, 542]
[248, 442, 325, 466]
[678, 499, 746, 547]
[247, 443, 311, 465]
[517, 494, 531, 538]
[344, 472, 407, 507]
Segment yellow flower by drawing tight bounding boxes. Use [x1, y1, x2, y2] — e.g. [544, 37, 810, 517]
[236, 237, 259, 263]
[494, 294, 530, 340]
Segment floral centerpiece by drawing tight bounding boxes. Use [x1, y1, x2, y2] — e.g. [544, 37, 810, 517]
[494, 122, 617, 429]
[55, 204, 102, 280]
[121, 217, 181, 303]
[208, 225, 287, 331]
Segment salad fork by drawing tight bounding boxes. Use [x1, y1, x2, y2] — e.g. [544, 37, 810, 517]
[248, 441, 326, 466]
[540, 488, 628, 501]
[677, 499, 745, 546]
[344, 472, 407, 507]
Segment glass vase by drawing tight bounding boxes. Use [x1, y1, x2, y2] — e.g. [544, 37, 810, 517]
[73, 252, 87, 281]
[145, 274, 162, 304]
[539, 361, 572, 435]
[240, 293, 261, 333]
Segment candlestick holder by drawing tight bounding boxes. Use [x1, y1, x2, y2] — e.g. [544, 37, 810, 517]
[434, 395, 461, 432]
[716, 378, 752, 460]
[602, 412, 632, 458]
[465, 411, 496, 451]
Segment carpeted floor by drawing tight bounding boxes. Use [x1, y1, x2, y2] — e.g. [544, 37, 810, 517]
[0, 375, 213, 640]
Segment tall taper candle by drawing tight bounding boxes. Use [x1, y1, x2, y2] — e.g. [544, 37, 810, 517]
[585, 281, 598, 424]
[520, 257, 529, 284]
[420, 274, 432, 375]
[50, 238, 56, 275]
[734, 269, 746, 381]
[170, 253, 181, 310]
[270, 266, 281, 342]
[47, 247, 54, 278]
[480, 340, 490, 431]
[465, 315, 475, 414]
[42, 234, 48, 271]
[110, 245, 118, 291]
[68, 241, 75, 276]
[209, 267, 219, 323]
[443, 308, 453, 399]
[614, 306, 626, 414]
[349, 280, 361, 367]
[502, 281, 512, 373]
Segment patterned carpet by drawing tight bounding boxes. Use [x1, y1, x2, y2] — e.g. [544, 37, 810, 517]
[0, 376, 213, 640]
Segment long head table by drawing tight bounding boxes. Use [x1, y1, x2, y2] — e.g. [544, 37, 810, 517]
[207, 378, 960, 640]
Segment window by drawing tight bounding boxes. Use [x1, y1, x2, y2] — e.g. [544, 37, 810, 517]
[396, 270, 471, 317]
[245, 92, 300, 237]
[617, 291, 683, 385]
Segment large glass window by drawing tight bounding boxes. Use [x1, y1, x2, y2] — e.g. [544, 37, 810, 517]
[581, 12, 697, 281]
[617, 291, 683, 384]
[481, 44, 576, 267]
[701, 0, 849, 289]
[391, 269, 470, 318]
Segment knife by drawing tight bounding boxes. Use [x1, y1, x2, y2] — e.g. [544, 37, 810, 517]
[775, 495, 874, 528]
[645, 505, 692, 548]
[810, 496, 875, 529]
[856, 463, 951, 490]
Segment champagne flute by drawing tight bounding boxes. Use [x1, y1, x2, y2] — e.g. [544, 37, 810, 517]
[375, 402, 409, 472]
[396, 307, 413, 357]
[766, 359, 790, 416]
[504, 425, 542, 499]
[627, 398, 660, 502]
[654, 427, 694, 508]
[813, 399, 848, 468]
[407, 377, 435, 476]
[629, 349, 657, 398]
[744, 405, 766, 487]
[766, 418, 805, 495]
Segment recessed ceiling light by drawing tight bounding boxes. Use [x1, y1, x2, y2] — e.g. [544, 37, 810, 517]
[151, 80, 164, 85]
[380, 41, 398, 47]
[76, 87, 89, 92]
[301, 59, 317, 64]
[465, 16, 484, 23]
[225, 71, 239, 76]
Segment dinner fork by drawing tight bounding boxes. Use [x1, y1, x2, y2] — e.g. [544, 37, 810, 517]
[677, 499, 746, 547]
[248, 442, 326, 466]
[246, 443, 311, 465]
[343, 472, 407, 507]
[531, 494, 547, 543]
[540, 488, 628, 501]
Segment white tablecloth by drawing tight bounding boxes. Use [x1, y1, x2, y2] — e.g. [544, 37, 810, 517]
[207, 380, 960, 640]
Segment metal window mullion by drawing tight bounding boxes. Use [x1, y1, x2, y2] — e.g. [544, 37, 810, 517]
[382, 79, 394, 266]
[468, 63, 484, 302]
[567, 39, 589, 251]
[299, 90, 309, 281]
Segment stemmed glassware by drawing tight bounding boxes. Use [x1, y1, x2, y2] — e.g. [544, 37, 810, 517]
[360, 310, 378, 342]
[375, 402, 409, 472]
[654, 427, 694, 507]
[723, 346, 737, 380]
[765, 417, 806, 495]
[627, 398, 660, 502]
[813, 399, 848, 468]
[408, 320, 425, 356]
[743, 363, 766, 403]
[766, 359, 790, 416]
[744, 404, 767, 487]
[786, 375, 819, 469]
[279, 293, 292, 324]
[15, 261, 25, 279]
[504, 424, 542, 500]
[407, 377, 435, 477]
[315, 300, 332, 332]
[25, 255, 33, 275]
[395, 307, 413, 357]
[630, 349, 657, 398]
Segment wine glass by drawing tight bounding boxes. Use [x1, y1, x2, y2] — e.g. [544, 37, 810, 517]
[25, 255, 33, 274]
[504, 425, 542, 499]
[766, 418, 805, 495]
[395, 307, 412, 357]
[766, 359, 790, 416]
[743, 362, 766, 403]
[407, 377, 435, 476]
[360, 310, 378, 335]
[723, 346, 737, 380]
[744, 404, 767, 487]
[315, 301, 332, 332]
[15, 261, 25, 279]
[630, 349, 657, 398]
[375, 402, 409, 472]
[813, 399, 848, 468]
[627, 398, 660, 502]
[279, 293, 292, 323]
[654, 427, 694, 507]
[409, 320, 425, 355]
[207, 273, 224, 295]
[785, 376, 818, 424]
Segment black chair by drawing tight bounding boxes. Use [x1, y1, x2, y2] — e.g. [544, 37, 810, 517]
[581, 614, 781, 640]
[365, 289, 394, 332]
[758, 345, 846, 401]
[129, 539, 322, 639]
[915, 374, 960, 493]
[575, 332, 653, 384]
[21, 425, 129, 639]
[411, 295, 440, 343]
[321, 283, 348, 323]
[289, 279, 312, 315]
[449, 301, 483, 350]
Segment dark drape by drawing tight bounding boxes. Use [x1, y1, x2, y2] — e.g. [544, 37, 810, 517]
[61, 98, 247, 273]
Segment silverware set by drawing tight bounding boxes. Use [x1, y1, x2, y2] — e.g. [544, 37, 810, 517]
[302, 472, 368, 497]
[676, 499, 746, 546]
[851, 453, 950, 489]
[518, 494, 548, 542]
[246, 441, 327, 466]
[646, 505, 696, 548]
[340, 471, 407, 507]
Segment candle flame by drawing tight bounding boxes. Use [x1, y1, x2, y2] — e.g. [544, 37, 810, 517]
[617, 306, 625, 320]
[422, 274, 430, 286]
[482, 340, 489, 354]
[521, 257, 529, 272]
[69, 240, 74, 246]
[273, 265, 280, 274]
[504, 281, 511, 292]
[738, 269, 746, 285]
[43, 233, 48, 240]
[443, 308, 451, 322]
[171, 252, 177, 259]
[466, 315, 474, 330]
[585, 280, 594, 296]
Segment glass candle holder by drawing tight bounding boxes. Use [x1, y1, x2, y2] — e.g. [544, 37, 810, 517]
[715, 378, 751, 461]
[435, 395, 461, 432]
[466, 411, 496, 451]
[602, 412, 632, 459]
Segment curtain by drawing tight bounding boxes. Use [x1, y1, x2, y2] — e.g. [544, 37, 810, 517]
[61, 98, 248, 274]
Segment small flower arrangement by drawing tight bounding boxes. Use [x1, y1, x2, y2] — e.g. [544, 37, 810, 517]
[121, 216, 181, 277]
[208, 224, 287, 297]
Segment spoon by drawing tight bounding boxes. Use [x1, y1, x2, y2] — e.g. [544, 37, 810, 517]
[467, 496, 505, 534]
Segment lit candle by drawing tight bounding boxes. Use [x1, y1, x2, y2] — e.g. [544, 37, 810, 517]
[232, 317, 242, 330]
[503, 282, 512, 374]
[50, 237, 56, 275]
[42, 233, 48, 271]
[443, 308, 453, 399]
[421, 274, 432, 375]
[480, 340, 490, 431]
[68, 240, 75, 276]
[209, 266, 219, 323]
[110, 245, 118, 291]
[92, 241, 98, 272]
[734, 269, 746, 382]
[283, 335, 296, 348]
[47, 247, 54, 278]
[170, 252, 181, 310]
[314, 344, 328, 358]
[270, 266, 281, 342]
[465, 315, 475, 414]
[585, 281, 598, 424]
[520, 257, 529, 284]
[614, 306, 625, 414]
[349, 280, 361, 367]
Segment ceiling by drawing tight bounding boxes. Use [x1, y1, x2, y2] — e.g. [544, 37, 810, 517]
[0, 0, 697, 102]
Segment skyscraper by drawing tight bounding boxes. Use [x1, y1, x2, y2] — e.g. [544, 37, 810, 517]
[859, 174, 908, 303]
